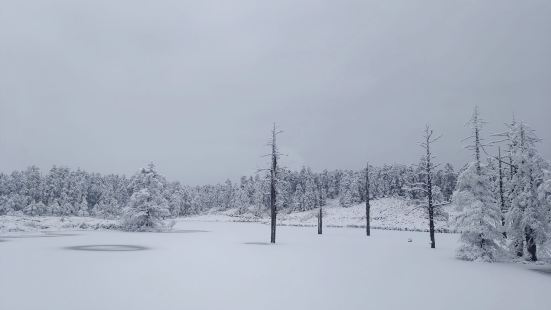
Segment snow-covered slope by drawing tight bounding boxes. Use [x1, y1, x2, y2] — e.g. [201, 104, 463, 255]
[0, 198, 454, 233]
[189, 198, 456, 233]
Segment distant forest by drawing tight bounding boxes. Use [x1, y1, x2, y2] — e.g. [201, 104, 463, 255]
[0, 161, 458, 218]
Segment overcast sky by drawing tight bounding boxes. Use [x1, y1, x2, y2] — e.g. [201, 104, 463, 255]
[1, 0, 550, 184]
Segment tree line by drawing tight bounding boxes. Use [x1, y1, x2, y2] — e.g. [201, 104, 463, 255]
[0, 162, 458, 219]
[1, 106, 549, 262]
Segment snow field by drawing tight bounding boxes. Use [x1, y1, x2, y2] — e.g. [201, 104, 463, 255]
[1, 221, 550, 310]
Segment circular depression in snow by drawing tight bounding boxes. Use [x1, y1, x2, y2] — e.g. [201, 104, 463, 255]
[64, 244, 149, 252]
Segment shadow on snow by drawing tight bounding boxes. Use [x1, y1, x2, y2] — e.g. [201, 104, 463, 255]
[64, 244, 150, 252]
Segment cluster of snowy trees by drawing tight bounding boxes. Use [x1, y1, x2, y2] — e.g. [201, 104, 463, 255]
[0, 162, 458, 219]
[453, 108, 551, 262]
[0, 164, 194, 220]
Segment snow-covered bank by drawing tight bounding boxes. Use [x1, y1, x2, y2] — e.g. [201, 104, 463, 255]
[1, 221, 550, 310]
[0, 216, 118, 233]
[0, 198, 453, 234]
[192, 198, 456, 233]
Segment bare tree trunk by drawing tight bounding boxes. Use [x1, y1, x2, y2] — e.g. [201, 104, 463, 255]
[365, 162, 371, 237]
[514, 239, 524, 257]
[498, 147, 507, 238]
[427, 158, 435, 249]
[525, 226, 537, 261]
[473, 108, 482, 174]
[318, 206, 323, 235]
[270, 125, 278, 244]
[422, 126, 438, 249]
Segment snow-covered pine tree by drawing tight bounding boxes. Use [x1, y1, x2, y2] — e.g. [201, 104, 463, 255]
[251, 174, 268, 216]
[121, 163, 170, 232]
[453, 107, 503, 262]
[23, 200, 39, 216]
[453, 163, 503, 262]
[276, 169, 293, 212]
[292, 183, 305, 211]
[233, 185, 251, 214]
[49, 200, 62, 216]
[537, 173, 551, 237]
[506, 122, 549, 261]
[303, 170, 318, 211]
[339, 171, 360, 208]
[441, 163, 457, 202]
[77, 197, 89, 217]
[339, 172, 354, 208]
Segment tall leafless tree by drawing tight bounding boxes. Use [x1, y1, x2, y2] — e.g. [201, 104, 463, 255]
[365, 162, 371, 237]
[267, 124, 283, 244]
[421, 125, 441, 249]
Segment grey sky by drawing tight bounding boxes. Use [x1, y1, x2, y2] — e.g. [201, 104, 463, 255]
[1, 0, 550, 185]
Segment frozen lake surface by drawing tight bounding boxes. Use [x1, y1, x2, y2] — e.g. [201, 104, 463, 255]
[1, 221, 550, 310]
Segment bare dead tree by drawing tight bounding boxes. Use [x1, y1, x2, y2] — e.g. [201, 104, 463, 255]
[365, 162, 371, 237]
[267, 123, 283, 244]
[420, 125, 441, 249]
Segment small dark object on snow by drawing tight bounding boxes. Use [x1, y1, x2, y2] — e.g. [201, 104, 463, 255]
[408, 238, 413, 243]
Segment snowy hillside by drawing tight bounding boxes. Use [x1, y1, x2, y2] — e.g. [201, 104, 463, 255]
[189, 198, 456, 233]
[0, 198, 453, 234]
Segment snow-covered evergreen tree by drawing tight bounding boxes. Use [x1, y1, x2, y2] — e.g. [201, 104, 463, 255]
[537, 174, 551, 234]
[505, 122, 549, 261]
[49, 201, 62, 216]
[453, 107, 503, 261]
[339, 171, 360, 208]
[453, 163, 503, 262]
[292, 183, 306, 211]
[121, 163, 170, 231]
[77, 198, 89, 217]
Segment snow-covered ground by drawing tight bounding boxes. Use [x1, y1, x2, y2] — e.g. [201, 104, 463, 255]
[195, 198, 456, 232]
[1, 220, 550, 310]
[0, 198, 452, 234]
[0, 215, 119, 233]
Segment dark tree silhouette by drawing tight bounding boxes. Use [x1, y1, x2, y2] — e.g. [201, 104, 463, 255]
[365, 162, 371, 237]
